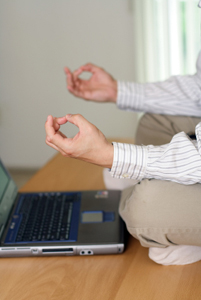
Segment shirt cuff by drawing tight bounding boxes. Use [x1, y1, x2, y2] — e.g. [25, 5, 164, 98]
[117, 81, 144, 112]
[109, 142, 148, 180]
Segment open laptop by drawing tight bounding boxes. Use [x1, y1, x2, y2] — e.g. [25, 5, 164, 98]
[0, 159, 125, 257]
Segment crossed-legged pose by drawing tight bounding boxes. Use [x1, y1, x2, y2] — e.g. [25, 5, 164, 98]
[45, 1, 201, 265]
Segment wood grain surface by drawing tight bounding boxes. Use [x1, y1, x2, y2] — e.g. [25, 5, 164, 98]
[1, 145, 201, 300]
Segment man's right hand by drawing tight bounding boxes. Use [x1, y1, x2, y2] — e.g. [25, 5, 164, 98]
[64, 63, 117, 103]
[45, 114, 114, 169]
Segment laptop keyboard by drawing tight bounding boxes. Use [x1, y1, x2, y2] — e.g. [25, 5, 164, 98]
[15, 193, 74, 242]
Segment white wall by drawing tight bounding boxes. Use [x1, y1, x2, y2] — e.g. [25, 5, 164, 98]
[0, 0, 137, 168]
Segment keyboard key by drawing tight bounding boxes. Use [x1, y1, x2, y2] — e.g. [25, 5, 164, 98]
[15, 192, 75, 242]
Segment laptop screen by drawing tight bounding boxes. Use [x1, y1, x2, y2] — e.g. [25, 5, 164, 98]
[0, 164, 9, 203]
[0, 159, 18, 237]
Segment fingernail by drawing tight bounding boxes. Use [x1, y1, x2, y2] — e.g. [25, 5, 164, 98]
[66, 114, 72, 118]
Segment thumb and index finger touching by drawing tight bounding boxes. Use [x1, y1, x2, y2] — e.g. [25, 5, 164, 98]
[66, 114, 92, 132]
[46, 64, 99, 152]
[64, 63, 99, 81]
[46, 114, 90, 143]
[45, 114, 93, 158]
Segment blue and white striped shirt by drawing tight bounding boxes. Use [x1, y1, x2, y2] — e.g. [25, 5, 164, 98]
[110, 51, 201, 185]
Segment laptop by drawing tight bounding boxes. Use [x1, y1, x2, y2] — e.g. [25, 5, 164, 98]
[0, 159, 125, 257]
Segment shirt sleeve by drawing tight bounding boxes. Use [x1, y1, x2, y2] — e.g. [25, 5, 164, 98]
[117, 51, 201, 117]
[109, 122, 201, 185]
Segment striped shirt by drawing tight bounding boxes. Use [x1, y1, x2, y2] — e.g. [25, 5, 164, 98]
[110, 51, 201, 185]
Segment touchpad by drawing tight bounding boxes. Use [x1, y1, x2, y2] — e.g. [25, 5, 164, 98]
[82, 211, 103, 223]
[81, 211, 114, 223]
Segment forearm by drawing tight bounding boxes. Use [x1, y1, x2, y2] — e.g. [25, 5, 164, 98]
[110, 122, 201, 185]
[117, 51, 201, 117]
[117, 75, 201, 117]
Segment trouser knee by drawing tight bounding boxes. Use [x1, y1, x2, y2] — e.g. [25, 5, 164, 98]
[135, 113, 201, 145]
[119, 180, 201, 248]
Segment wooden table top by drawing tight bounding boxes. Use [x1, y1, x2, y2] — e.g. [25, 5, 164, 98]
[1, 151, 201, 300]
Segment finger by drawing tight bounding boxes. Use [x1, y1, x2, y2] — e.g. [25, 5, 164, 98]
[53, 116, 68, 130]
[46, 130, 67, 152]
[67, 73, 74, 88]
[45, 115, 65, 145]
[73, 69, 85, 82]
[64, 67, 71, 75]
[64, 67, 75, 89]
[66, 73, 84, 96]
[79, 63, 99, 74]
[46, 138, 67, 156]
[57, 130, 67, 139]
[45, 115, 55, 137]
[66, 77, 88, 97]
[47, 129, 67, 145]
[72, 67, 83, 79]
[72, 76, 82, 89]
[55, 116, 68, 125]
[65, 113, 91, 130]
[72, 63, 96, 81]
[53, 117, 60, 131]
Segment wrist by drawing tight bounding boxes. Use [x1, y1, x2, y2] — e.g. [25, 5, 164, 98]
[110, 80, 118, 103]
[101, 142, 114, 169]
[92, 142, 113, 168]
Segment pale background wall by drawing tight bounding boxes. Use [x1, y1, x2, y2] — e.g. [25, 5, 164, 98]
[0, 0, 138, 169]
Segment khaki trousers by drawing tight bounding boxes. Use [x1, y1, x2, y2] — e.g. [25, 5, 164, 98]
[119, 114, 201, 248]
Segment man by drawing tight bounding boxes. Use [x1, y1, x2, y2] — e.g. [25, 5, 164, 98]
[45, 1, 201, 265]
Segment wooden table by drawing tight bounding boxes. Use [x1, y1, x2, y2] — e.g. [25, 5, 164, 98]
[1, 153, 201, 300]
